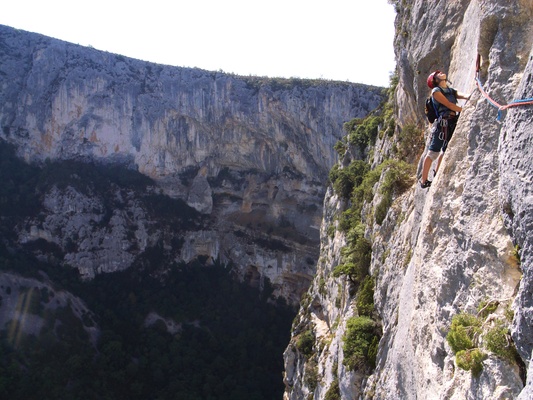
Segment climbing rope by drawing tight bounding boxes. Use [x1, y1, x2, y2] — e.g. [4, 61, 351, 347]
[474, 54, 533, 120]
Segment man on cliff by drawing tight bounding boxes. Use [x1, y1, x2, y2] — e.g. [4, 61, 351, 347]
[420, 70, 469, 188]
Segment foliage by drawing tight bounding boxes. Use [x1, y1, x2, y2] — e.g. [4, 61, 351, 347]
[342, 316, 380, 371]
[356, 276, 375, 317]
[393, 123, 424, 163]
[338, 208, 360, 233]
[374, 159, 415, 225]
[456, 348, 485, 377]
[345, 115, 383, 151]
[0, 256, 295, 399]
[324, 378, 341, 400]
[387, 71, 399, 98]
[296, 330, 315, 358]
[512, 244, 521, 266]
[337, 164, 383, 234]
[329, 160, 369, 200]
[380, 101, 395, 138]
[447, 311, 520, 377]
[351, 165, 383, 221]
[484, 320, 518, 363]
[304, 359, 319, 391]
[476, 300, 499, 319]
[333, 140, 347, 157]
[446, 313, 482, 353]
[332, 235, 371, 285]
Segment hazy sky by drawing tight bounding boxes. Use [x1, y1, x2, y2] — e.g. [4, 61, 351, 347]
[0, 0, 396, 87]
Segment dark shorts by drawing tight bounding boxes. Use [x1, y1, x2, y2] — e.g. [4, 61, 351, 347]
[428, 117, 458, 153]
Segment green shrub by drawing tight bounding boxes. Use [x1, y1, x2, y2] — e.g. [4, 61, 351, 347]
[352, 165, 383, 216]
[346, 116, 383, 151]
[329, 161, 370, 200]
[456, 348, 485, 376]
[327, 223, 336, 239]
[375, 160, 415, 225]
[477, 300, 498, 319]
[297, 330, 315, 358]
[332, 236, 372, 284]
[304, 359, 319, 390]
[387, 72, 399, 98]
[395, 123, 424, 163]
[380, 102, 395, 138]
[319, 277, 327, 296]
[342, 316, 380, 371]
[446, 313, 482, 353]
[356, 276, 375, 317]
[513, 245, 521, 266]
[484, 321, 518, 363]
[338, 209, 360, 233]
[324, 378, 341, 400]
[334, 140, 347, 157]
[374, 197, 392, 226]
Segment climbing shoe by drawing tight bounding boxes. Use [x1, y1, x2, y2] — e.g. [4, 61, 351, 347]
[419, 179, 432, 189]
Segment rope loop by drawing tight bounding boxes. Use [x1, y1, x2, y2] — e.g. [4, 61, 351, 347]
[474, 54, 532, 120]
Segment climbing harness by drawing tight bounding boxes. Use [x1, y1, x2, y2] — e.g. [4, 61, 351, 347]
[475, 54, 533, 121]
[438, 118, 448, 142]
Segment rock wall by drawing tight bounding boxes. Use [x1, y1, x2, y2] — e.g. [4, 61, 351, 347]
[0, 25, 385, 304]
[284, 0, 533, 398]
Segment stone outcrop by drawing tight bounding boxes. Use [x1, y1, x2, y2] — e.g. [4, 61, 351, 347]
[0, 25, 385, 304]
[284, 0, 533, 398]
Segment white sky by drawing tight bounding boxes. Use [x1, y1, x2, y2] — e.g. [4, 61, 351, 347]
[0, 0, 396, 87]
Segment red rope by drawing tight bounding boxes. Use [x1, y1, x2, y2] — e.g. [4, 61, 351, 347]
[475, 76, 502, 109]
[474, 54, 533, 119]
[500, 99, 533, 111]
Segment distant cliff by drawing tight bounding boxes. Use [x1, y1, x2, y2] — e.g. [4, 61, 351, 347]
[283, 0, 533, 398]
[0, 25, 385, 303]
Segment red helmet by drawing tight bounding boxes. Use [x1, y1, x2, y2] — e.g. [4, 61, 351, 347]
[427, 70, 441, 89]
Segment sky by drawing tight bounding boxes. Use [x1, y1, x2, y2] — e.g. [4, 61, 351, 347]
[0, 0, 396, 87]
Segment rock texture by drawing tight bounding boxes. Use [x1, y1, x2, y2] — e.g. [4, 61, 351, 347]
[284, 0, 533, 399]
[0, 25, 385, 304]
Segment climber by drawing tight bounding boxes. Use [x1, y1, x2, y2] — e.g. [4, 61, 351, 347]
[420, 70, 469, 189]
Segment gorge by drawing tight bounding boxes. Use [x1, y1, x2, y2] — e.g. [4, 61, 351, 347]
[1, 0, 533, 398]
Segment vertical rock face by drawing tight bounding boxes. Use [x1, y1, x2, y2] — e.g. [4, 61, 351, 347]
[284, 0, 533, 398]
[0, 25, 385, 303]
[500, 49, 533, 399]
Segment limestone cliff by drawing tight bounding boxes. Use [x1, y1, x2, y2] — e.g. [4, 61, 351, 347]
[0, 25, 385, 304]
[283, 0, 533, 399]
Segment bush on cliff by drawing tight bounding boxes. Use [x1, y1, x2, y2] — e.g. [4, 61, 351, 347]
[447, 309, 520, 378]
[342, 316, 380, 371]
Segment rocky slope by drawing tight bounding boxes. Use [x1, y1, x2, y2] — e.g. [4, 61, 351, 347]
[0, 24, 385, 304]
[283, 0, 533, 399]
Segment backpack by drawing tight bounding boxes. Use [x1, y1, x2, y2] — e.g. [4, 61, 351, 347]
[424, 88, 442, 123]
